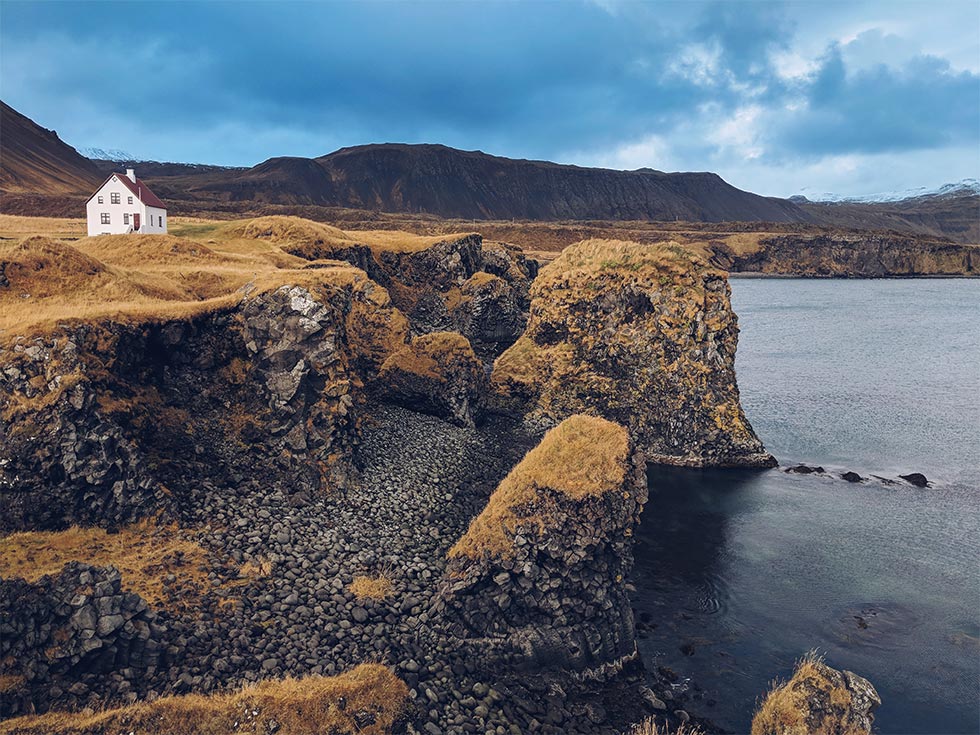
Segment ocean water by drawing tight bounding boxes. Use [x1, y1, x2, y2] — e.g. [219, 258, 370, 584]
[632, 279, 980, 734]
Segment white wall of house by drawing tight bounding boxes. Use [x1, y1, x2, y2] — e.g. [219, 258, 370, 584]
[86, 171, 168, 236]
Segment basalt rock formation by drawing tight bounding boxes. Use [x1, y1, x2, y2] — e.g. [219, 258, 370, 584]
[0, 268, 408, 531]
[0, 563, 167, 719]
[492, 239, 775, 468]
[375, 332, 487, 427]
[751, 655, 881, 735]
[231, 216, 536, 357]
[439, 415, 646, 678]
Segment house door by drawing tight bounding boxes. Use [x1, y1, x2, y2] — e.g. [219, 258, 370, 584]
[133, 213, 140, 231]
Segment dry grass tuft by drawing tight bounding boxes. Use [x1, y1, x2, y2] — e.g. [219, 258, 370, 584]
[0, 664, 408, 735]
[630, 719, 703, 735]
[751, 652, 863, 735]
[0, 521, 217, 611]
[449, 414, 630, 560]
[0, 674, 25, 693]
[349, 573, 394, 601]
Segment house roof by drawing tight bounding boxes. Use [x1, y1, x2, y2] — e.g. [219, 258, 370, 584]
[88, 172, 167, 210]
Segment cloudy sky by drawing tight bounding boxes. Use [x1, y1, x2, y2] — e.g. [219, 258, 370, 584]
[2, 0, 978, 197]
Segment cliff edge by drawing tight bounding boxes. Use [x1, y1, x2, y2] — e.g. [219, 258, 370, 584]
[492, 239, 775, 468]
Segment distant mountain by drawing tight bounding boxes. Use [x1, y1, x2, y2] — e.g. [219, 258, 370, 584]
[172, 143, 808, 223]
[89, 158, 247, 178]
[0, 102, 101, 195]
[2, 101, 976, 242]
[804, 179, 980, 204]
[801, 181, 980, 244]
[77, 146, 135, 162]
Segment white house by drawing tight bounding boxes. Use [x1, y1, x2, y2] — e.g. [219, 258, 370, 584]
[86, 169, 168, 236]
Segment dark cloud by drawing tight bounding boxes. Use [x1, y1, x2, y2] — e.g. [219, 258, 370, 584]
[0, 0, 977, 193]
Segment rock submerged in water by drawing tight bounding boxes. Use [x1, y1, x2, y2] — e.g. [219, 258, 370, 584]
[786, 464, 825, 474]
[491, 239, 776, 469]
[751, 655, 881, 735]
[841, 471, 864, 483]
[899, 472, 930, 488]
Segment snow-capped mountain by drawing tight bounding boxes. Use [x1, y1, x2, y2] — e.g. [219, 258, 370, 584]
[802, 179, 980, 204]
[78, 146, 136, 161]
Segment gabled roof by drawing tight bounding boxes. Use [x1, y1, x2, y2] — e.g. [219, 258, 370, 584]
[87, 172, 167, 210]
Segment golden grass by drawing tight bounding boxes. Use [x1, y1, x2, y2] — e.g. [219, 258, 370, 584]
[545, 238, 712, 278]
[229, 215, 477, 254]
[630, 720, 702, 735]
[0, 664, 408, 735]
[751, 653, 863, 735]
[0, 520, 216, 611]
[0, 674, 25, 693]
[0, 215, 87, 240]
[349, 573, 394, 601]
[0, 230, 363, 339]
[0, 214, 481, 340]
[449, 414, 630, 560]
[379, 331, 475, 381]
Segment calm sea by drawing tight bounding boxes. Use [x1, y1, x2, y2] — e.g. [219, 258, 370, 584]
[633, 279, 980, 734]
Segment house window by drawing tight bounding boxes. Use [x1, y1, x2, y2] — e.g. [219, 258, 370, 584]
[123, 213, 130, 225]
[159, 215, 163, 226]
[111, 193, 121, 204]
[98, 195, 103, 204]
[101, 213, 111, 224]
[127, 196, 133, 204]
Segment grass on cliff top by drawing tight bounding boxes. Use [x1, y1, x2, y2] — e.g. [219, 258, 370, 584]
[0, 520, 252, 612]
[449, 414, 630, 560]
[751, 652, 862, 735]
[0, 664, 408, 735]
[545, 238, 714, 279]
[0, 214, 479, 340]
[228, 214, 478, 254]
[379, 331, 477, 381]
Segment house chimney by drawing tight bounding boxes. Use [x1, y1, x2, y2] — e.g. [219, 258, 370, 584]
[126, 168, 136, 182]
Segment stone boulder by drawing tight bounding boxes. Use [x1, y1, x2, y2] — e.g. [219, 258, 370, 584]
[0, 563, 168, 718]
[375, 332, 486, 427]
[452, 272, 528, 360]
[751, 655, 881, 735]
[437, 414, 646, 678]
[491, 239, 775, 468]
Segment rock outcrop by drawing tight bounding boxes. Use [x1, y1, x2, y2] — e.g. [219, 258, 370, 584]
[375, 331, 487, 427]
[0, 563, 167, 718]
[0, 274, 408, 532]
[492, 239, 775, 467]
[438, 415, 646, 678]
[712, 232, 977, 277]
[751, 655, 881, 735]
[242, 217, 537, 357]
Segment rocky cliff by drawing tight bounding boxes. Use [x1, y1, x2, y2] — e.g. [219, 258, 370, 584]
[0, 245, 409, 531]
[230, 216, 536, 358]
[713, 232, 978, 277]
[492, 239, 774, 467]
[439, 415, 646, 679]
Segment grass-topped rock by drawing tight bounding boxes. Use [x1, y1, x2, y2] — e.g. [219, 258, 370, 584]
[439, 414, 646, 677]
[492, 238, 776, 468]
[376, 331, 486, 427]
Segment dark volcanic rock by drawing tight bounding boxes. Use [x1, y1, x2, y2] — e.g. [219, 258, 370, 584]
[492, 239, 775, 468]
[375, 332, 487, 427]
[841, 471, 864, 483]
[786, 464, 825, 474]
[0, 563, 166, 718]
[437, 415, 646, 678]
[899, 472, 930, 487]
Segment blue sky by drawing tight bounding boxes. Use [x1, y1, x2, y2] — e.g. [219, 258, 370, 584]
[2, 0, 978, 197]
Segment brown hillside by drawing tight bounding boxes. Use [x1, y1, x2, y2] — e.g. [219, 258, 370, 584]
[0, 102, 101, 195]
